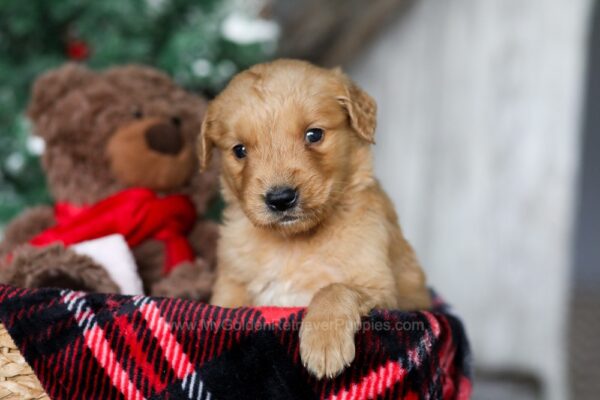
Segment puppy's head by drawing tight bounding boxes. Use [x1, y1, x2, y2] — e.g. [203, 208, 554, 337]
[199, 59, 377, 234]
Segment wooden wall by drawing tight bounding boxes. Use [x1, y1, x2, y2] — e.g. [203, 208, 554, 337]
[347, 1, 592, 398]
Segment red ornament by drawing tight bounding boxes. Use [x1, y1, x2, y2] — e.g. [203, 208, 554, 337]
[67, 39, 90, 61]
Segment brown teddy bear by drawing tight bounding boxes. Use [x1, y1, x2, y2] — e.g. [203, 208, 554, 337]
[0, 63, 219, 300]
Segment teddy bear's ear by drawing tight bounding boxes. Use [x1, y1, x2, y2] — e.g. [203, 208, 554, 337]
[27, 63, 94, 123]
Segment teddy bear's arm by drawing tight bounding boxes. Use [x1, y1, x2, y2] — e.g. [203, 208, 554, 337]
[151, 259, 214, 301]
[0, 206, 55, 255]
[0, 244, 120, 293]
[187, 220, 220, 268]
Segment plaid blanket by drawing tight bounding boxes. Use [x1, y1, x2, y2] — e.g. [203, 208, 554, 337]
[0, 284, 471, 399]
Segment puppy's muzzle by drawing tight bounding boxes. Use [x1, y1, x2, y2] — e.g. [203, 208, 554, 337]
[265, 186, 298, 212]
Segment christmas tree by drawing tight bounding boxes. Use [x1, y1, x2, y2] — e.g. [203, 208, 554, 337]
[0, 0, 279, 226]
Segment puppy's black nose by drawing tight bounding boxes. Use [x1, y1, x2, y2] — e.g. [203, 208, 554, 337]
[265, 187, 298, 212]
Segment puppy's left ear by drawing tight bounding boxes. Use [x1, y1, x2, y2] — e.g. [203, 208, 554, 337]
[335, 70, 377, 143]
[198, 109, 216, 172]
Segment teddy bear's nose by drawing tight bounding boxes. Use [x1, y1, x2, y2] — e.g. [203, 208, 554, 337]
[144, 122, 183, 155]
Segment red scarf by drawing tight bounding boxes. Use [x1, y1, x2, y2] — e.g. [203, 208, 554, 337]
[29, 188, 196, 274]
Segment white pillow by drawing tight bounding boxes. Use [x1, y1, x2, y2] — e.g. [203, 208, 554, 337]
[71, 234, 144, 295]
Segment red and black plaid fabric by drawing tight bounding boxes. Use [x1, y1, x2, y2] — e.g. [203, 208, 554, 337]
[0, 284, 471, 399]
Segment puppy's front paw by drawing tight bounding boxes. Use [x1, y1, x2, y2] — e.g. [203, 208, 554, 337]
[299, 308, 360, 379]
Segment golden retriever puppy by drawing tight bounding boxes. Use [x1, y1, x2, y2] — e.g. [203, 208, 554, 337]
[199, 59, 431, 378]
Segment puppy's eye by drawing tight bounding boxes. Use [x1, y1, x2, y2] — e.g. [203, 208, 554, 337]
[232, 144, 247, 159]
[171, 116, 182, 127]
[305, 128, 324, 144]
[133, 110, 144, 119]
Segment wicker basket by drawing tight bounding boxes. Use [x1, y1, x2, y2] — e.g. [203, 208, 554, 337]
[0, 323, 49, 400]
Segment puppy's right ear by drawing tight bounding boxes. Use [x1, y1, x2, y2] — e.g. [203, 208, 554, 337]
[198, 107, 216, 172]
[334, 68, 377, 144]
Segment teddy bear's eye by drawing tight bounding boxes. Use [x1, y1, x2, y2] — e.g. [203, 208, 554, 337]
[133, 110, 144, 119]
[171, 116, 182, 127]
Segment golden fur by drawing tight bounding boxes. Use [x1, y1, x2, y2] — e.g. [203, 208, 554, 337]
[200, 59, 431, 378]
